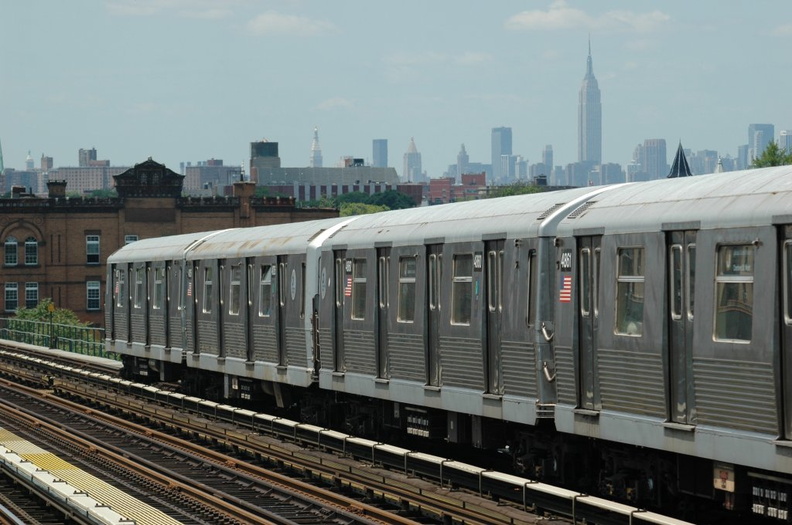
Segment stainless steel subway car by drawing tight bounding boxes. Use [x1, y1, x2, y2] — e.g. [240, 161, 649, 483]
[106, 166, 792, 520]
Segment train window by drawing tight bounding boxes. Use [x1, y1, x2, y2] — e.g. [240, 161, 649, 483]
[786, 241, 792, 324]
[279, 262, 287, 307]
[398, 256, 416, 322]
[487, 251, 503, 313]
[687, 244, 696, 320]
[714, 244, 754, 342]
[452, 254, 473, 325]
[300, 262, 306, 319]
[594, 247, 601, 317]
[115, 269, 125, 308]
[352, 258, 367, 320]
[229, 264, 241, 315]
[152, 267, 165, 310]
[580, 248, 591, 317]
[429, 254, 438, 310]
[670, 245, 683, 320]
[378, 257, 389, 309]
[203, 266, 213, 314]
[335, 258, 344, 307]
[259, 265, 272, 317]
[615, 247, 644, 336]
[134, 267, 145, 309]
[525, 251, 535, 324]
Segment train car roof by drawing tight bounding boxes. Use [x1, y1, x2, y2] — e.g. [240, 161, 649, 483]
[323, 185, 600, 249]
[557, 166, 792, 234]
[184, 216, 351, 260]
[107, 230, 233, 264]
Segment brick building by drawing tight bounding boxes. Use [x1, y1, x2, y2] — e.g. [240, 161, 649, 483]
[0, 158, 337, 326]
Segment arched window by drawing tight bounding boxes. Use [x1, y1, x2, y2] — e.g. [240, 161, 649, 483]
[24, 237, 38, 266]
[4, 237, 17, 266]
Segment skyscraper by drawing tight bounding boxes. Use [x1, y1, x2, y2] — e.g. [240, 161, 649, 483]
[542, 145, 553, 170]
[491, 127, 512, 183]
[403, 137, 423, 182]
[780, 130, 792, 154]
[456, 144, 469, 183]
[748, 123, 774, 163]
[309, 127, 323, 168]
[578, 41, 602, 165]
[642, 139, 668, 180]
[372, 139, 388, 168]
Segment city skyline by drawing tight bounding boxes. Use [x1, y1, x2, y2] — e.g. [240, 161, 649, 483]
[3, 2, 792, 179]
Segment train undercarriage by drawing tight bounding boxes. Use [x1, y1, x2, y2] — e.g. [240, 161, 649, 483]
[120, 355, 792, 523]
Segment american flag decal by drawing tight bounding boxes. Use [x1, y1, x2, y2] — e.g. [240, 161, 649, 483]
[344, 276, 353, 297]
[559, 275, 572, 303]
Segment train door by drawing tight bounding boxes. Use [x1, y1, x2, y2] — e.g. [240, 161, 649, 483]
[781, 226, 792, 439]
[276, 255, 288, 366]
[245, 258, 255, 362]
[485, 240, 504, 395]
[377, 248, 390, 378]
[426, 244, 442, 386]
[221, 258, 247, 360]
[578, 236, 601, 410]
[333, 250, 346, 372]
[667, 230, 696, 425]
[163, 262, 171, 349]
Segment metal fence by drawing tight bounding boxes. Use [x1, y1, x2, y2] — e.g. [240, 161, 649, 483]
[0, 317, 115, 359]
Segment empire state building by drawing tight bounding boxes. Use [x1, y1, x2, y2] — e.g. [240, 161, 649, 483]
[578, 42, 602, 165]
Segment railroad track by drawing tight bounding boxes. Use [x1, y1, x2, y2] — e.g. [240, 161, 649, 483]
[0, 379, 423, 525]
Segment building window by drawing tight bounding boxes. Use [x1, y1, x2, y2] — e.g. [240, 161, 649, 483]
[4, 237, 17, 266]
[259, 265, 272, 317]
[134, 267, 145, 309]
[4, 283, 18, 312]
[124, 234, 138, 245]
[715, 245, 753, 342]
[86, 235, 100, 264]
[397, 256, 416, 322]
[229, 264, 241, 315]
[25, 282, 38, 309]
[615, 247, 644, 336]
[203, 266, 213, 313]
[152, 267, 165, 310]
[87, 281, 101, 311]
[24, 237, 38, 266]
[451, 254, 473, 325]
[352, 259, 367, 320]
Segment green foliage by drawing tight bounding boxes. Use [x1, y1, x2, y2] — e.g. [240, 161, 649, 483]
[254, 186, 270, 197]
[335, 192, 370, 205]
[752, 141, 792, 168]
[367, 190, 417, 210]
[14, 298, 87, 326]
[487, 181, 544, 198]
[340, 202, 389, 216]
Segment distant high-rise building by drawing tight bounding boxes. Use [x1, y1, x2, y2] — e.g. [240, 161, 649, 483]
[737, 144, 749, 170]
[667, 142, 692, 178]
[748, 123, 774, 163]
[79, 147, 97, 167]
[403, 137, 423, 182]
[310, 127, 323, 168]
[25, 151, 34, 170]
[542, 145, 553, 170]
[642, 139, 668, 180]
[779, 130, 792, 154]
[40, 154, 53, 171]
[372, 139, 388, 168]
[491, 127, 512, 183]
[578, 40, 602, 166]
[456, 144, 469, 183]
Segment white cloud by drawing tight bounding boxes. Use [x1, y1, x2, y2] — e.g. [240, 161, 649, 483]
[247, 12, 337, 37]
[505, 0, 669, 33]
[772, 24, 792, 36]
[316, 97, 354, 111]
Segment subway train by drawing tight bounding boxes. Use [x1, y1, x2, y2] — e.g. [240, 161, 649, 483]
[106, 166, 792, 521]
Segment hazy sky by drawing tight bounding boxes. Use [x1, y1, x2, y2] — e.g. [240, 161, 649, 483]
[3, 1, 792, 178]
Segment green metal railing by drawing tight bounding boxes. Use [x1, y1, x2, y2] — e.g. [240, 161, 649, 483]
[0, 317, 115, 360]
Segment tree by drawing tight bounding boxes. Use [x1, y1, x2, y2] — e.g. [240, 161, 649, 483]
[367, 190, 417, 210]
[335, 192, 370, 205]
[752, 141, 792, 168]
[487, 181, 544, 198]
[340, 202, 389, 216]
[88, 189, 118, 198]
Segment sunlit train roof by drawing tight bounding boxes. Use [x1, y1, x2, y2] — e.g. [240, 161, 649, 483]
[558, 166, 792, 234]
[107, 230, 232, 264]
[323, 185, 599, 249]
